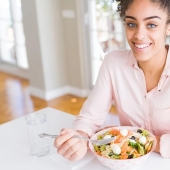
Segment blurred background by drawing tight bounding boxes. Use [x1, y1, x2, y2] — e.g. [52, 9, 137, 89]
[0, 0, 169, 124]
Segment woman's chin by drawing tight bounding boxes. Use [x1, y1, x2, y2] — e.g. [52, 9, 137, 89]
[134, 55, 151, 62]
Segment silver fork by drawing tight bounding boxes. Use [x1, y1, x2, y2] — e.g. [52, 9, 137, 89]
[38, 133, 115, 145]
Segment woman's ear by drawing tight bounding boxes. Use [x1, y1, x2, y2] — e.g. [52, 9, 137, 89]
[166, 24, 170, 36]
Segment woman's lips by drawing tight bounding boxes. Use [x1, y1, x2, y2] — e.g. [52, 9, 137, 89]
[133, 43, 152, 51]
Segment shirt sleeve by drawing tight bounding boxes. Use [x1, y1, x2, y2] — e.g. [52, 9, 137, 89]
[160, 134, 170, 158]
[72, 54, 114, 137]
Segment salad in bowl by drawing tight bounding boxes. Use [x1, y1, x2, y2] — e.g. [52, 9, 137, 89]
[89, 126, 157, 170]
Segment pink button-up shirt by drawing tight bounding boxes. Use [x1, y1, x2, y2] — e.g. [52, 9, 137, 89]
[73, 45, 170, 158]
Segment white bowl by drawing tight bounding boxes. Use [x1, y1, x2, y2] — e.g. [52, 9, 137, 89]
[89, 126, 157, 170]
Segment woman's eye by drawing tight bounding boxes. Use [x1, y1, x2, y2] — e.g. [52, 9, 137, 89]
[147, 24, 157, 28]
[126, 23, 137, 28]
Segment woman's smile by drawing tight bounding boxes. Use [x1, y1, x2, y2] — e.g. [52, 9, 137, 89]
[133, 42, 152, 52]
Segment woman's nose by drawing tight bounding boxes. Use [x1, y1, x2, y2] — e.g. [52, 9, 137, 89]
[134, 28, 146, 40]
[134, 33, 146, 40]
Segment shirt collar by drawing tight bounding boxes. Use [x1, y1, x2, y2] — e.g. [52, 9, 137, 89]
[127, 50, 139, 69]
[163, 44, 170, 76]
[127, 44, 170, 76]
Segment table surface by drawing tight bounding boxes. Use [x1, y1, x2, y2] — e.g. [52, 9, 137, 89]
[0, 107, 170, 170]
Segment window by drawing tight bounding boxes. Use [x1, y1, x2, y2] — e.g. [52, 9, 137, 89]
[89, 0, 126, 85]
[0, 0, 28, 69]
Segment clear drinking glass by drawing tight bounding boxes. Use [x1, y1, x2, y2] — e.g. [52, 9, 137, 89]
[25, 113, 49, 158]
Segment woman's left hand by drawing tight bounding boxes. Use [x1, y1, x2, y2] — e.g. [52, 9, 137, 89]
[154, 135, 160, 153]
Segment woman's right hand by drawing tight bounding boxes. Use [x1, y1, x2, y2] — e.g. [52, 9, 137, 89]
[54, 128, 88, 161]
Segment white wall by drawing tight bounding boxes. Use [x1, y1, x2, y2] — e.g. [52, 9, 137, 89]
[21, 0, 91, 100]
[22, 0, 46, 90]
[35, 0, 67, 90]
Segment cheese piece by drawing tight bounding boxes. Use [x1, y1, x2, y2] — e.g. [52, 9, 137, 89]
[139, 136, 147, 144]
[112, 145, 121, 155]
[120, 129, 128, 136]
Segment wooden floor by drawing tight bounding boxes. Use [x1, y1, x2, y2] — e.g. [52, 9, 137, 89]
[0, 71, 116, 124]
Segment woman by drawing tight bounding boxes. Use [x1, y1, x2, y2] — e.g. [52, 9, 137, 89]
[54, 0, 170, 161]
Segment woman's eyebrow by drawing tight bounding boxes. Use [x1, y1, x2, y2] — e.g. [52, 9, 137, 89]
[125, 16, 161, 20]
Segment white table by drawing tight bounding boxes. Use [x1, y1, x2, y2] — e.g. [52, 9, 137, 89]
[0, 107, 170, 170]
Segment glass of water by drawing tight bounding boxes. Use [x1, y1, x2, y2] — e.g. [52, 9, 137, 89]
[25, 113, 50, 158]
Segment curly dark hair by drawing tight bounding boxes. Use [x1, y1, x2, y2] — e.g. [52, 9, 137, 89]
[116, 0, 170, 24]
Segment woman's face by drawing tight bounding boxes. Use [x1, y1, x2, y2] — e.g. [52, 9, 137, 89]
[125, 0, 170, 62]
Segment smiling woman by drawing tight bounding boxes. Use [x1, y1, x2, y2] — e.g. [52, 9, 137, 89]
[53, 0, 170, 162]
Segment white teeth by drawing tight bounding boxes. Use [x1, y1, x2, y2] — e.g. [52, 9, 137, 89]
[135, 44, 150, 49]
